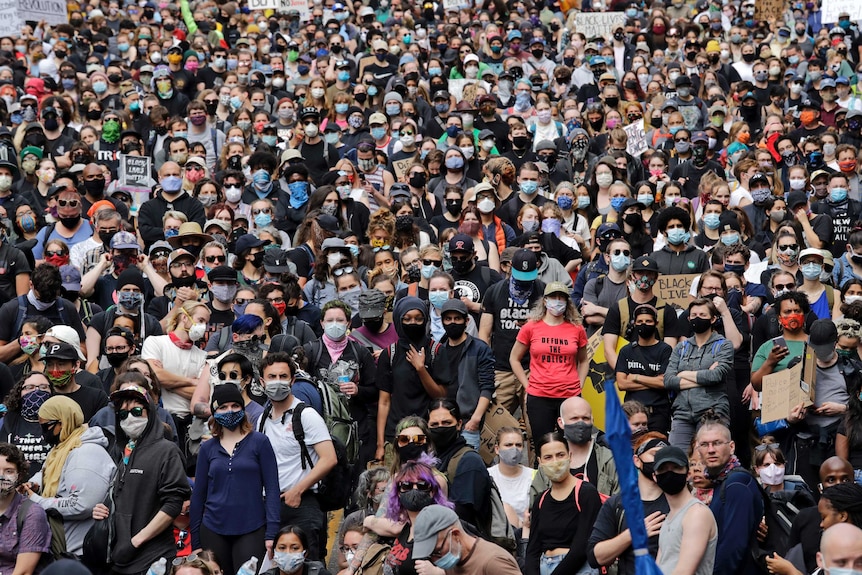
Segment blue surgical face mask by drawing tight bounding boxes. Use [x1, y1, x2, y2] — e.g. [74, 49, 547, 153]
[610, 197, 627, 212]
[338, 70, 350, 82]
[637, 194, 654, 206]
[801, 262, 822, 280]
[666, 228, 690, 245]
[703, 213, 720, 229]
[254, 212, 273, 227]
[720, 232, 740, 246]
[434, 531, 462, 569]
[831, 187, 849, 202]
[610, 253, 630, 272]
[577, 196, 590, 209]
[421, 264, 438, 279]
[371, 127, 387, 140]
[520, 180, 538, 195]
[557, 196, 573, 210]
[429, 290, 449, 309]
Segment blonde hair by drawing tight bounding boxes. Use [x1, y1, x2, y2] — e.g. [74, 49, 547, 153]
[167, 300, 210, 332]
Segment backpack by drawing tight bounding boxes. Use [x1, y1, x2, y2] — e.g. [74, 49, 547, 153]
[258, 402, 352, 511]
[17, 499, 65, 562]
[444, 445, 517, 553]
[13, 295, 79, 338]
[309, 341, 361, 465]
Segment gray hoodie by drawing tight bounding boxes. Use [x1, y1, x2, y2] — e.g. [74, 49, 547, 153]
[664, 331, 734, 421]
[30, 426, 116, 556]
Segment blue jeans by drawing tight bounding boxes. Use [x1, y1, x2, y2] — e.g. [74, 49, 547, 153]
[461, 429, 481, 450]
[540, 552, 598, 575]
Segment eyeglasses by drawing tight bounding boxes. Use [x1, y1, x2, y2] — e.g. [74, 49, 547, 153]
[234, 298, 253, 305]
[117, 406, 146, 420]
[45, 250, 66, 258]
[396, 433, 427, 447]
[219, 370, 241, 380]
[57, 199, 80, 208]
[697, 440, 730, 450]
[22, 383, 50, 392]
[398, 480, 433, 493]
[170, 261, 195, 269]
[754, 443, 779, 452]
[700, 285, 723, 293]
[422, 259, 442, 266]
[332, 266, 355, 277]
[205, 255, 226, 263]
[105, 346, 130, 353]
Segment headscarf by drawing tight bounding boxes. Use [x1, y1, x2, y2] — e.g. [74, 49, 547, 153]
[392, 296, 428, 343]
[38, 396, 86, 497]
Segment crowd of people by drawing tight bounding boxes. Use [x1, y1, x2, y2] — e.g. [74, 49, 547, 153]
[5, 0, 862, 575]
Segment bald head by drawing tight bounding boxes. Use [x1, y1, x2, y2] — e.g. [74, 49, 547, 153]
[558, 396, 592, 429]
[159, 161, 181, 179]
[820, 456, 854, 490]
[818, 523, 862, 572]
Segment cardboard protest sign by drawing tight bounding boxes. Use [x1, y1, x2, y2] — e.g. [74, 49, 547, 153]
[822, 0, 862, 23]
[0, 0, 20, 37]
[574, 13, 625, 40]
[392, 158, 413, 180]
[761, 359, 815, 423]
[755, 0, 788, 22]
[119, 155, 151, 189]
[655, 274, 699, 309]
[479, 402, 522, 466]
[624, 122, 647, 157]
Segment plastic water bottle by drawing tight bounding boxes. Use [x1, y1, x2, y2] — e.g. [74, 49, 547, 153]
[146, 557, 167, 575]
[236, 556, 258, 575]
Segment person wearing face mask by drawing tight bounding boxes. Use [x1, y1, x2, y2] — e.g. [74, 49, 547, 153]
[525, 430, 603, 575]
[580, 238, 633, 336]
[141, 300, 211, 457]
[303, 300, 377, 467]
[81, 231, 149, 311]
[94, 326, 137, 393]
[255, 351, 337, 562]
[263, 525, 332, 575]
[670, 132, 725, 199]
[150, 66, 190, 118]
[793, 248, 833, 320]
[426, 301, 495, 450]
[189, 382, 281, 575]
[302, 237, 351, 308]
[445, 235, 503, 318]
[0, 440, 51, 573]
[651, 206, 709, 275]
[0, 371, 54, 475]
[651, 445, 718, 575]
[587, 433, 671, 575]
[349, 288, 398, 362]
[812, 172, 862, 260]
[90, 383, 191, 575]
[614, 304, 674, 433]
[138, 161, 207, 249]
[752, 445, 813, 519]
[375, 296, 438, 462]
[663, 297, 734, 449]
[412, 503, 522, 575]
[24, 394, 115, 559]
[292, 107, 339, 186]
[487, 427, 533, 531]
[510, 282, 589, 450]
[33, 186, 94, 260]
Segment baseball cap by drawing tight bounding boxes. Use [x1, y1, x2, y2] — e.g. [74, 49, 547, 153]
[60, 265, 81, 292]
[653, 445, 689, 471]
[412, 506, 460, 560]
[799, 247, 826, 262]
[786, 190, 808, 210]
[369, 112, 388, 125]
[42, 342, 79, 361]
[358, 289, 387, 319]
[718, 211, 741, 233]
[809, 319, 838, 358]
[207, 265, 237, 283]
[441, 299, 469, 316]
[511, 249, 538, 281]
[235, 234, 266, 254]
[263, 249, 295, 274]
[631, 256, 659, 273]
[110, 384, 151, 407]
[110, 231, 140, 250]
[543, 281, 569, 297]
[167, 248, 195, 268]
[448, 234, 474, 253]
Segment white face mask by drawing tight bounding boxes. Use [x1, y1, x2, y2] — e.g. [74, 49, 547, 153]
[477, 198, 495, 214]
[120, 414, 148, 439]
[188, 321, 207, 342]
[328, 253, 343, 267]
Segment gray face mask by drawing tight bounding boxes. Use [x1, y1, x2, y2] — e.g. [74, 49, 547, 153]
[264, 379, 292, 401]
[498, 447, 523, 466]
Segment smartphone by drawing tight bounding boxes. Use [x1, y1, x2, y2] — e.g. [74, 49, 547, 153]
[772, 336, 787, 349]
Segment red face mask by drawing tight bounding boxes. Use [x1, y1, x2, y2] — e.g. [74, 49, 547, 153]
[839, 159, 857, 173]
[778, 313, 804, 331]
[45, 254, 70, 267]
[272, 300, 287, 316]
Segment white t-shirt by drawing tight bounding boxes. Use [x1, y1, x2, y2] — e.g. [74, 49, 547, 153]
[141, 335, 207, 418]
[259, 396, 332, 492]
[729, 186, 752, 208]
[488, 464, 534, 519]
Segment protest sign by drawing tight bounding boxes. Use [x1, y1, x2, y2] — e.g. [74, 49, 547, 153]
[392, 158, 413, 181]
[479, 402, 522, 466]
[0, 0, 20, 37]
[249, 0, 279, 9]
[756, 0, 788, 22]
[624, 122, 647, 157]
[655, 274, 698, 309]
[822, 0, 862, 23]
[18, 0, 68, 26]
[443, 0, 470, 11]
[574, 13, 625, 41]
[761, 358, 815, 423]
[119, 155, 152, 190]
[582, 332, 627, 431]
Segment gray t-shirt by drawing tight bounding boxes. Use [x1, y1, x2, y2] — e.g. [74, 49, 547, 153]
[583, 274, 628, 336]
[809, 362, 849, 428]
[658, 498, 717, 575]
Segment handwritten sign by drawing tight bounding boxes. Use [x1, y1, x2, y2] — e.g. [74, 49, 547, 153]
[624, 121, 647, 157]
[249, 0, 280, 9]
[756, 0, 788, 22]
[574, 12, 625, 41]
[119, 155, 151, 190]
[822, 0, 862, 23]
[18, 0, 67, 26]
[391, 158, 413, 181]
[443, 0, 470, 11]
[655, 274, 699, 309]
[0, 0, 19, 37]
[276, 0, 311, 20]
[761, 356, 815, 424]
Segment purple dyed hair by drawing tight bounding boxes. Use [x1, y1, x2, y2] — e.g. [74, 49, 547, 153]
[384, 456, 454, 522]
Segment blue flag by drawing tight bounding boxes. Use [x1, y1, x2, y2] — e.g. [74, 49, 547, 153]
[604, 381, 664, 575]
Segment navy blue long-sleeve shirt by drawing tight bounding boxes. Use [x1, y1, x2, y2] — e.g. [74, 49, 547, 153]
[190, 430, 281, 548]
[710, 469, 764, 575]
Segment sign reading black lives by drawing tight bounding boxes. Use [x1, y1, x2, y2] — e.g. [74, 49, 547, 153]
[119, 155, 151, 189]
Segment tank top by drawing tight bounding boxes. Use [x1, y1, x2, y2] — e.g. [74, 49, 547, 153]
[657, 498, 716, 575]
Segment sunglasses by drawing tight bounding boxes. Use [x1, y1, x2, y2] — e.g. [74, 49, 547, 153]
[398, 480, 432, 493]
[252, 208, 272, 215]
[777, 244, 798, 252]
[674, 137, 690, 142]
[117, 406, 146, 420]
[57, 199, 80, 207]
[773, 283, 795, 291]
[219, 370, 241, 381]
[45, 250, 66, 258]
[422, 259, 442, 266]
[754, 443, 779, 452]
[205, 255, 226, 263]
[611, 249, 631, 256]
[204, 99, 218, 104]
[396, 433, 427, 447]
[332, 265, 355, 277]
[186, 165, 204, 172]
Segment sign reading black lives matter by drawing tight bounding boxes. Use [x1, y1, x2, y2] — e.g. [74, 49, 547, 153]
[119, 155, 151, 190]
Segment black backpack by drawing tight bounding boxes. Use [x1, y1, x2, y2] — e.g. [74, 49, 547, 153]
[258, 402, 352, 511]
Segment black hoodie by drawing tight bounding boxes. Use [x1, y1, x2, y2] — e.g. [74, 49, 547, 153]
[110, 400, 191, 574]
